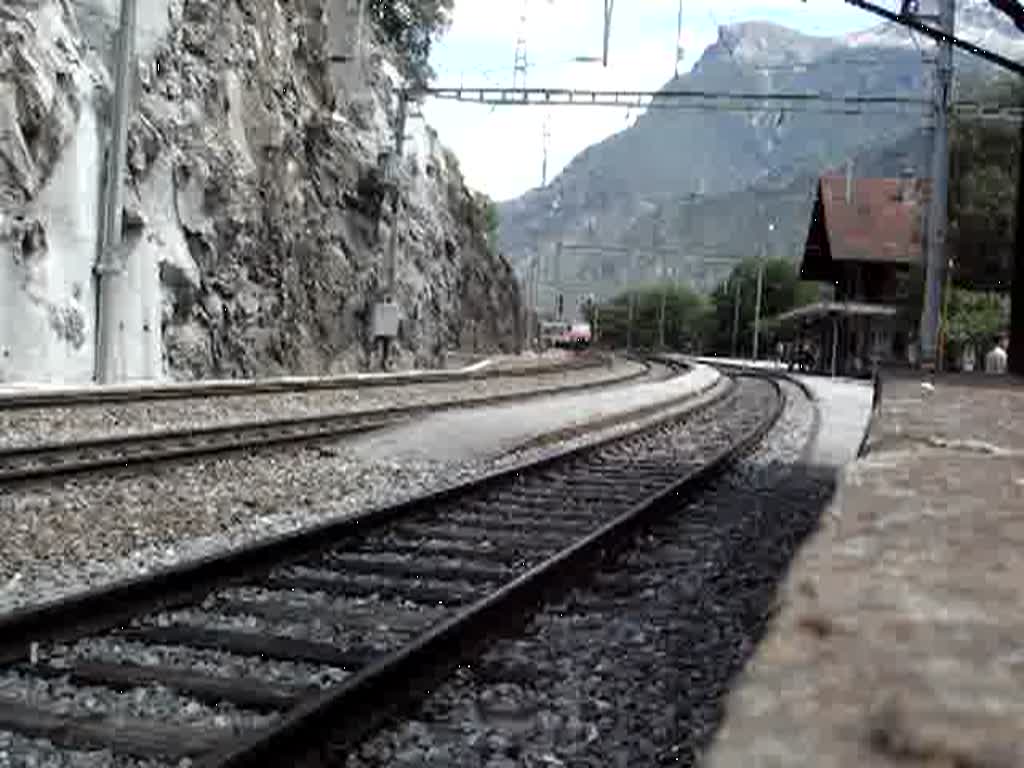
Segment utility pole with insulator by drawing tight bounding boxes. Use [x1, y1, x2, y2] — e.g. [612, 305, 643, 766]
[752, 258, 765, 361]
[658, 252, 667, 349]
[1012, 85, 1024, 375]
[375, 90, 409, 370]
[514, 0, 529, 88]
[844, 0, 1024, 373]
[94, 0, 137, 384]
[731, 278, 742, 359]
[603, 0, 614, 66]
[541, 114, 551, 186]
[918, 0, 955, 370]
[675, 0, 685, 78]
[626, 289, 635, 353]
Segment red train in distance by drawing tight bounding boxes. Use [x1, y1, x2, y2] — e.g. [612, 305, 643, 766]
[540, 321, 593, 350]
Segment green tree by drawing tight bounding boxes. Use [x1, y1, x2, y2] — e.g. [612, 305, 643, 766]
[369, 0, 454, 84]
[944, 288, 1010, 356]
[705, 258, 818, 356]
[949, 73, 1021, 290]
[594, 283, 711, 352]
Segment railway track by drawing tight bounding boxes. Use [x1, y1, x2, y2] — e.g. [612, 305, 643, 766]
[0, 359, 661, 486]
[0, 374, 781, 767]
[0, 356, 607, 411]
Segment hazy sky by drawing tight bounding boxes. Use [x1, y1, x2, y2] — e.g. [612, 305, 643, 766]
[421, 0, 893, 201]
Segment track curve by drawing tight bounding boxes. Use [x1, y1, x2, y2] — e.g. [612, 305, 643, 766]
[0, 359, 668, 487]
[0, 374, 779, 767]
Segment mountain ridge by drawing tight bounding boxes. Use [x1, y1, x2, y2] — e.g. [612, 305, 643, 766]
[497, 2, 1021, 312]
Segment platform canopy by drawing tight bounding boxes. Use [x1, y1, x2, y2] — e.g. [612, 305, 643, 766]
[777, 300, 901, 324]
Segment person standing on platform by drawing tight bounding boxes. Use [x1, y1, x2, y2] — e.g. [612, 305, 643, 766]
[985, 335, 1009, 375]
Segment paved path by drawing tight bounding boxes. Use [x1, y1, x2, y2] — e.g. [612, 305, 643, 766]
[348, 364, 721, 464]
[694, 356, 873, 467]
[708, 373, 1024, 768]
[793, 374, 872, 468]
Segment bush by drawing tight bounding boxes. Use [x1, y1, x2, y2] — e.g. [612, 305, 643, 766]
[593, 283, 711, 351]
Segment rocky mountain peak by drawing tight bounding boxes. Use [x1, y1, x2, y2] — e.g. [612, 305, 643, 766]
[708, 21, 839, 67]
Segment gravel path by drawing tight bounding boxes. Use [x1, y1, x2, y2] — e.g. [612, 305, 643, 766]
[340, 379, 833, 768]
[0, 366, 701, 618]
[0, 362, 637, 449]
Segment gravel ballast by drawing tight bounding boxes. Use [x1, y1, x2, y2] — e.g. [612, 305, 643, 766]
[0, 362, 639, 450]
[0, 365, 701, 617]
[340, 379, 832, 768]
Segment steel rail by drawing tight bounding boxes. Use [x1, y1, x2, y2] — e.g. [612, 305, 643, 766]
[0, 360, 703, 658]
[206, 376, 784, 767]
[0, 374, 776, 767]
[0, 359, 657, 486]
[0, 374, 749, 765]
[0, 355, 607, 411]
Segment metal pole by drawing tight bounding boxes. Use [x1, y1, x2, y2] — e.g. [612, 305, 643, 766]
[731, 279, 742, 358]
[831, 315, 839, 377]
[752, 259, 765, 361]
[534, 256, 541, 343]
[603, 0, 614, 66]
[656, 223, 666, 349]
[675, 0, 684, 78]
[658, 286, 667, 349]
[917, 0, 954, 370]
[385, 93, 408, 299]
[541, 114, 550, 187]
[1010, 100, 1024, 375]
[355, 0, 366, 65]
[938, 255, 954, 371]
[521, 273, 529, 353]
[379, 92, 408, 371]
[94, 0, 137, 384]
[626, 290, 635, 353]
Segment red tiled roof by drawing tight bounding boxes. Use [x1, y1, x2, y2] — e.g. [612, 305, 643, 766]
[817, 175, 928, 265]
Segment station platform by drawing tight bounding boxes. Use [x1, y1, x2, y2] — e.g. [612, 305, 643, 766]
[694, 355, 873, 467]
[347, 363, 722, 464]
[708, 371, 1024, 767]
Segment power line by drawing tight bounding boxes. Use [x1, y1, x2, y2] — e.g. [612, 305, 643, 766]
[416, 86, 1024, 121]
[420, 85, 929, 106]
[844, 0, 1024, 76]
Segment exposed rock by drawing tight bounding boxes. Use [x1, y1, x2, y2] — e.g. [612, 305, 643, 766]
[0, 0, 521, 383]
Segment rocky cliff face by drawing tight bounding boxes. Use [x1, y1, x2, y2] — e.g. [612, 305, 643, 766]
[0, 0, 520, 383]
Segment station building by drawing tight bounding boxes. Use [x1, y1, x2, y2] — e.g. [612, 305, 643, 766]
[778, 173, 928, 376]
